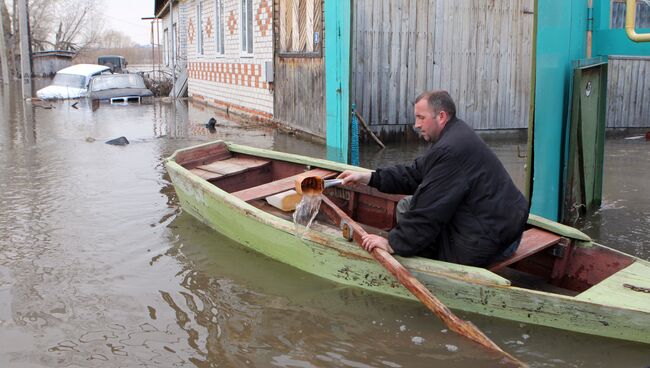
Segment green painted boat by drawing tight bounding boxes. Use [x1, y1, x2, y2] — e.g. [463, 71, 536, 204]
[165, 140, 650, 344]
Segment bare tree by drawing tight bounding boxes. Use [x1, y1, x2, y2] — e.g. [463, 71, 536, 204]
[28, 0, 55, 51]
[27, 0, 103, 51]
[96, 30, 136, 49]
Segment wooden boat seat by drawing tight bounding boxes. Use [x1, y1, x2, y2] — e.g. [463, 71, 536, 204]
[575, 261, 650, 311]
[489, 228, 562, 272]
[232, 168, 338, 202]
[190, 156, 271, 181]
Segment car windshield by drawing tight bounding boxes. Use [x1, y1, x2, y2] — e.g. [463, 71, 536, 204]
[91, 75, 146, 91]
[52, 73, 86, 89]
[99, 57, 123, 66]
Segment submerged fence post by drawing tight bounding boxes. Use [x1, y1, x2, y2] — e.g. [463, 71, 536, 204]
[350, 103, 359, 166]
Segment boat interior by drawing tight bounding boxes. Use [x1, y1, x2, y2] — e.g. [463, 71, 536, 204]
[174, 142, 639, 298]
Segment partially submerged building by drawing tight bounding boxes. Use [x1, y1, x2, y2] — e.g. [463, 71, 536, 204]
[32, 50, 76, 77]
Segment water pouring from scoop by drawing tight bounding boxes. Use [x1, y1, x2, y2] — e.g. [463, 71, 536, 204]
[292, 176, 343, 237]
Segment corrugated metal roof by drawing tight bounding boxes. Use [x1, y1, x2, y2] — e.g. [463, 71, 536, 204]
[32, 50, 76, 58]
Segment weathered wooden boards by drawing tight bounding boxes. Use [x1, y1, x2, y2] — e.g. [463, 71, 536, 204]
[489, 228, 562, 271]
[190, 156, 270, 181]
[351, 0, 534, 134]
[607, 56, 650, 128]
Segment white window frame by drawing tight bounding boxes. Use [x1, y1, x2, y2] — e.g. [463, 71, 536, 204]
[215, 0, 225, 56]
[240, 0, 254, 56]
[196, 2, 204, 55]
[163, 28, 169, 65]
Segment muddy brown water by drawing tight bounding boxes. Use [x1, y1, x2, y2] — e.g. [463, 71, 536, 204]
[0, 83, 648, 367]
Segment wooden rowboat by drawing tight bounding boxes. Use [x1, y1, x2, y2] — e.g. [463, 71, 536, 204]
[165, 140, 650, 344]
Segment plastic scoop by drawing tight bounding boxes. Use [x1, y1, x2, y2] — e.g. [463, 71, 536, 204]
[295, 176, 343, 196]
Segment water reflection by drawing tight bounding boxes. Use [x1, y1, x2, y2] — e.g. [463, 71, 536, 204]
[162, 213, 511, 368]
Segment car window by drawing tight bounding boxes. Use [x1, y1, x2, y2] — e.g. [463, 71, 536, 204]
[99, 57, 124, 67]
[90, 75, 146, 91]
[52, 73, 86, 89]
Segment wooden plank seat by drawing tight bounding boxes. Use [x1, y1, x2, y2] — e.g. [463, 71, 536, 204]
[190, 156, 271, 181]
[232, 168, 338, 202]
[489, 228, 563, 272]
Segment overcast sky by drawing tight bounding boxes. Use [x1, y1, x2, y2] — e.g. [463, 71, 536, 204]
[103, 0, 155, 46]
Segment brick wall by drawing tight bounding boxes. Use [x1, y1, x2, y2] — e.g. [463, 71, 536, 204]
[185, 0, 274, 118]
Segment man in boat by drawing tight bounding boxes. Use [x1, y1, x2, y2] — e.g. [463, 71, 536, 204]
[338, 90, 529, 267]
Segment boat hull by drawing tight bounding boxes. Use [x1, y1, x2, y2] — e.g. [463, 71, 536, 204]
[166, 141, 650, 344]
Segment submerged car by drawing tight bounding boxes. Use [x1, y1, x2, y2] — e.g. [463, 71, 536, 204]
[87, 74, 153, 103]
[98, 55, 127, 73]
[36, 64, 110, 100]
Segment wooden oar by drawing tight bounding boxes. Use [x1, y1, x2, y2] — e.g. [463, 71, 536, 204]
[305, 188, 525, 366]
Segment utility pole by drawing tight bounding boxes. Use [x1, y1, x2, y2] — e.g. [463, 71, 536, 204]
[0, 5, 10, 84]
[0, 11, 9, 84]
[142, 16, 157, 82]
[169, 0, 176, 98]
[18, 0, 32, 98]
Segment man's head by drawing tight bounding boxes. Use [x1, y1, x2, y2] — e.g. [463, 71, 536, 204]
[413, 90, 456, 143]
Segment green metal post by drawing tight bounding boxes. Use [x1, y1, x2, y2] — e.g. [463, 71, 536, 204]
[530, 0, 587, 221]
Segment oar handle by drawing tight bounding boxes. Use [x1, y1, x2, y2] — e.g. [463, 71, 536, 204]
[319, 195, 526, 367]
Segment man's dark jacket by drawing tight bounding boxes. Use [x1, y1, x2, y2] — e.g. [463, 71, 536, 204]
[368, 117, 529, 266]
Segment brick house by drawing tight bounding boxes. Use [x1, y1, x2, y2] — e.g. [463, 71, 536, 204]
[180, 0, 274, 120]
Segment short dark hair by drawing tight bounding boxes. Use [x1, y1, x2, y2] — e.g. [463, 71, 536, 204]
[415, 90, 456, 118]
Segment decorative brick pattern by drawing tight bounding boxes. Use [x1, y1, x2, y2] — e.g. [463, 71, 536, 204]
[256, 0, 272, 37]
[227, 10, 237, 35]
[205, 16, 213, 38]
[188, 18, 195, 44]
[189, 62, 270, 90]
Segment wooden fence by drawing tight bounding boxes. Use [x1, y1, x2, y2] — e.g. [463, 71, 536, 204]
[607, 56, 650, 128]
[351, 0, 534, 136]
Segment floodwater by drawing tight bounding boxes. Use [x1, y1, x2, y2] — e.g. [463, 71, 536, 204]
[0, 82, 648, 367]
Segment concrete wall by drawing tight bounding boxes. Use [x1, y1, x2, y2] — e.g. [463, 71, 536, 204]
[32, 56, 73, 77]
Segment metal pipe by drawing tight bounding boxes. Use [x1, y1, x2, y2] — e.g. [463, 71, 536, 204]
[625, 0, 650, 42]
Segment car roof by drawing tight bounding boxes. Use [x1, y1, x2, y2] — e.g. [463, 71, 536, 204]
[57, 64, 111, 76]
[93, 73, 141, 79]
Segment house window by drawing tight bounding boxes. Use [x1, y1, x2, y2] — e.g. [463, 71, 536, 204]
[278, 0, 322, 57]
[611, 0, 650, 28]
[241, 0, 254, 55]
[196, 2, 204, 55]
[215, 0, 225, 55]
[173, 22, 179, 61]
[163, 28, 169, 65]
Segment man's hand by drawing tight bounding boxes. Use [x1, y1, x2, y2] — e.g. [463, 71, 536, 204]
[361, 234, 394, 254]
[337, 170, 372, 186]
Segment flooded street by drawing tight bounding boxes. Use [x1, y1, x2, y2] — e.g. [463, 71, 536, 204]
[0, 83, 648, 367]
